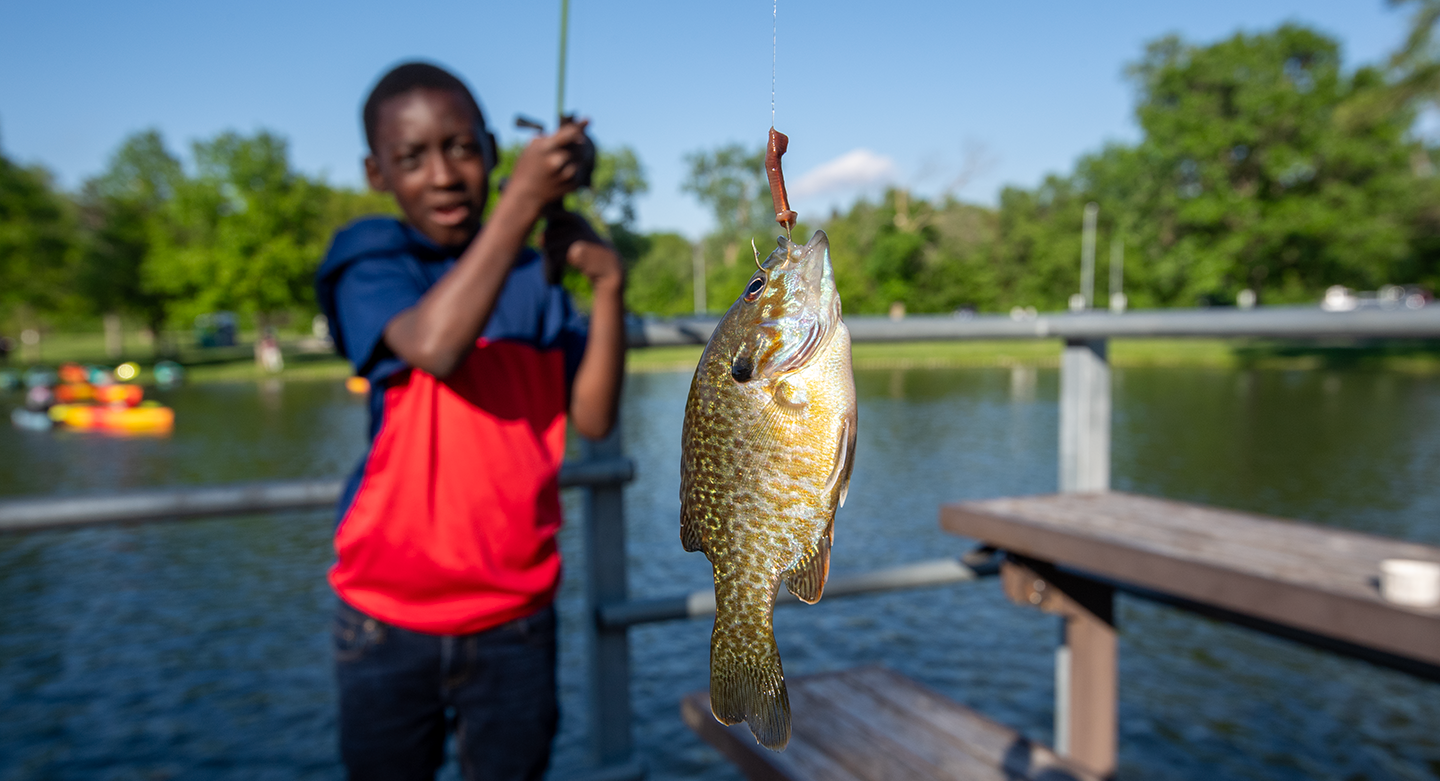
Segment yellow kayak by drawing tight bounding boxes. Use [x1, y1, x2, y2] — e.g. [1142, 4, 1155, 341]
[49, 402, 174, 433]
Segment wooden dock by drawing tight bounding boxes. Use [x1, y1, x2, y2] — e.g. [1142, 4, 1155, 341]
[683, 492, 1440, 780]
[681, 666, 1100, 781]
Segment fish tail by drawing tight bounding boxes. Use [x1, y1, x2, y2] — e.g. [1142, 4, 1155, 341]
[709, 605, 790, 750]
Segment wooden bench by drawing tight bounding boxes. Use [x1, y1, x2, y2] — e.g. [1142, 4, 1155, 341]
[942, 492, 1440, 669]
[681, 665, 1101, 781]
[939, 491, 1440, 775]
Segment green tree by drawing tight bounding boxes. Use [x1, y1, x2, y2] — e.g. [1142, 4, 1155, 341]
[989, 24, 1432, 310]
[76, 129, 184, 338]
[144, 130, 330, 323]
[482, 140, 650, 309]
[681, 144, 770, 238]
[0, 151, 78, 324]
[681, 143, 798, 311]
[584, 145, 648, 231]
[818, 189, 999, 315]
[623, 232, 696, 316]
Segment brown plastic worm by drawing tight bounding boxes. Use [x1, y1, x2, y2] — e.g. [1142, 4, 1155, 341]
[766, 127, 798, 231]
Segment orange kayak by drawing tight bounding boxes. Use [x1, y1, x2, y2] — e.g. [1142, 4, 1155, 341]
[54, 383, 96, 403]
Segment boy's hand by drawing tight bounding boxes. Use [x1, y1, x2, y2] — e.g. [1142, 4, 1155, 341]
[543, 210, 625, 291]
[506, 121, 591, 209]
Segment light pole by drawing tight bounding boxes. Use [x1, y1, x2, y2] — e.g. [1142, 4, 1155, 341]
[692, 240, 706, 315]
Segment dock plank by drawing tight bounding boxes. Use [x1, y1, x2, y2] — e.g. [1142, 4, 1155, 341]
[941, 492, 1440, 666]
[681, 666, 1100, 781]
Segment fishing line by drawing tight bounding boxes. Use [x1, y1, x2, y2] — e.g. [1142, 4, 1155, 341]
[771, 0, 777, 127]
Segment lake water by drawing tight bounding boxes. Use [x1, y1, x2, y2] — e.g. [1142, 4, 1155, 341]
[2, 365, 1439, 780]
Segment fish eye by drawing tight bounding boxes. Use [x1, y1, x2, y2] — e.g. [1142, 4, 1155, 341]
[743, 275, 766, 302]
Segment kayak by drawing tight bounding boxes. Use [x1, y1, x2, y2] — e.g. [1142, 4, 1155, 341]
[48, 402, 174, 434]
[10, 408, 53, 431]
[95, 384, 144, 406]
[54, 383, 96, 403]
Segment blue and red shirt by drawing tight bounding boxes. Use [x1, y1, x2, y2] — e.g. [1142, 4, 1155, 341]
[315, 218, 587, 635]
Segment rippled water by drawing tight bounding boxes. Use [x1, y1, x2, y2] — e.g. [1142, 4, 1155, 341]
[2, 366, 1439, 780]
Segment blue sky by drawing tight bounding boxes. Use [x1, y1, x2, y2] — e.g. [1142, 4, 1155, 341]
[0, 1, 1414, 238]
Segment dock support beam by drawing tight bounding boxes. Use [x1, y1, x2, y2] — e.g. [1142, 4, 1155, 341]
[583, 427, 642, 779]
[1004, 557, 1116, 779]
[1055, 337, 1115, 777]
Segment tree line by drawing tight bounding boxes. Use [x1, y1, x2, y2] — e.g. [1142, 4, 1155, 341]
[643, 12, 1440, 317]
[2, 11, 1438, 348]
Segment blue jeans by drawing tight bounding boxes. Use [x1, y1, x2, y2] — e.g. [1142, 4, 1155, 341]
[333, 599, 559, 781]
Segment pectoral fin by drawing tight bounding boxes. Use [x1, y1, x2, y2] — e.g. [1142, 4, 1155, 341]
[822, 414, 857, 509]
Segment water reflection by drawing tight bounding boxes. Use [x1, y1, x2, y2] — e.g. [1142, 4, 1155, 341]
[1009, 365, 1037, 403]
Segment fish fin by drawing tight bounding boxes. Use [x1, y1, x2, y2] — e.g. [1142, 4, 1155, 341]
[680, 510, 705, 552]
[822, 414, 858, 509]
[679, 478, 707, 553]
[783, 524, 832, 604]
[710, 596, 791, 750]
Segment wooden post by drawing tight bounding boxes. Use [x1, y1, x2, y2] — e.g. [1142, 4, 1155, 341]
[1059, 338, 1110, 493]
[1003, 557, 1117, 778]
[583, 427, 635, 770]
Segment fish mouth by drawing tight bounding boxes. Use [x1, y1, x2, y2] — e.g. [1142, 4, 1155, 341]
[752, 230, 841, 378]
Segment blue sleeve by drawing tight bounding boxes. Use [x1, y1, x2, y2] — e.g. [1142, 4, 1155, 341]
[332, 256, 424, 382]
[553, 288, 590, 388]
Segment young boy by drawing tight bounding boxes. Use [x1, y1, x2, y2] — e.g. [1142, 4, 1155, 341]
[314, 62, 626, 781]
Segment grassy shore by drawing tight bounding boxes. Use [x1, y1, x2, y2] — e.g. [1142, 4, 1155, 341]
[10, 331, 1440, 386]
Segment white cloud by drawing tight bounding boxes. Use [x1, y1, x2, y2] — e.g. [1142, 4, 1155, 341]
[789, 148, 896, 199]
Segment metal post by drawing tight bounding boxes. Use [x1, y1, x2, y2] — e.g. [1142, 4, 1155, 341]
[583, 427, 638, 776]
[1080, 202, 1098, 310]
[1109, 237, 1126, 314]
[1059, 338, 1110, 493]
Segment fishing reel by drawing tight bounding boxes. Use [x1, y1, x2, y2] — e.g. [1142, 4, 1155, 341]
[514, 113, 595, 190]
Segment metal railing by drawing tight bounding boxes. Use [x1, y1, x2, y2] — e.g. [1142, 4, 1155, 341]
[6, 304, 1440, 780]
[0, 459, 635, 534]
[627, 304, 1440, 346]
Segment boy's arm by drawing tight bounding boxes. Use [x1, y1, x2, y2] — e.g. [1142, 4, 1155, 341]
[547, 212, 626, 440]
[383, 124, 588, 378]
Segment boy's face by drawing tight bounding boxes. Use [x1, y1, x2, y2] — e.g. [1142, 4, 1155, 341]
[365, 88, 489, 249]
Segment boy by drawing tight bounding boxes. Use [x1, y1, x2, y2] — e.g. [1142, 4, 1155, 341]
[314, 62, 626, 781]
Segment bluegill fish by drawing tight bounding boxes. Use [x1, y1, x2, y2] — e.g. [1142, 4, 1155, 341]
[680, 230, 857, 750]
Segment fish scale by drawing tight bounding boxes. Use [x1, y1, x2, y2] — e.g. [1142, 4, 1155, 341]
[680, 230, 857, 751]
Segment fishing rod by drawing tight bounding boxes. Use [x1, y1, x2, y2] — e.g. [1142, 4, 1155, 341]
[514, 0, 595, 188]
